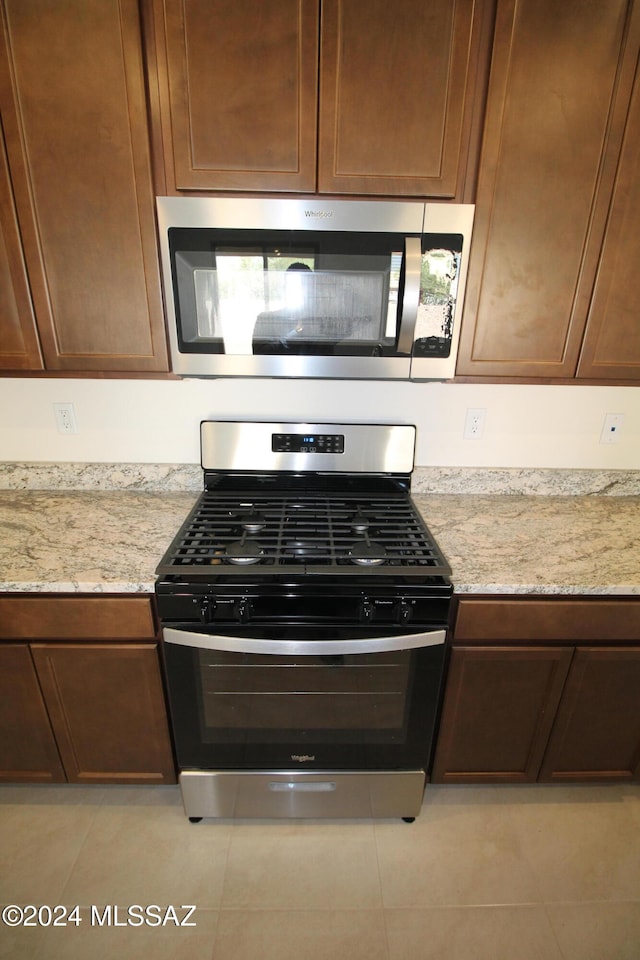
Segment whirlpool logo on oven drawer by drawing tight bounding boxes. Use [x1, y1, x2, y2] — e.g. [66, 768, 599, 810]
[291, 754, 316, 762]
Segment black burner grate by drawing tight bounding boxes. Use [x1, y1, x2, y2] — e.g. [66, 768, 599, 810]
[156, 492, 451, 578]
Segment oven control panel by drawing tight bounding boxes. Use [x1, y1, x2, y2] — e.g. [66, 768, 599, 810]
[272, 433, 345, 454]
[156, 586, 451, 628]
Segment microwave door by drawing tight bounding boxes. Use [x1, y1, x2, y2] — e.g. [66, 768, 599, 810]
[177, 245, 417, 379]
[158, 196, 432, 380]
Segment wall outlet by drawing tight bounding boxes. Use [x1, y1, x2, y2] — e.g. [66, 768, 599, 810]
[463, 407, 486, 440]
[53, 402, 79, 435]
[600, 413, 624, 444]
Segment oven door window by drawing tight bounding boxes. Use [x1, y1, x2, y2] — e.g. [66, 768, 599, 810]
[199, 649, 410, 741]
[168, 227, 406, 358]
[162, 626, 446, 771]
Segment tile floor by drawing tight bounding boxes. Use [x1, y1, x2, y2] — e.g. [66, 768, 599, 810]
[0, 782, 639, 959]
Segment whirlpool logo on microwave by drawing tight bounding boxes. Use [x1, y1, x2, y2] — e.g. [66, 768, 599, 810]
[304, 209, 333, 218]
[291, 754, 316, 762]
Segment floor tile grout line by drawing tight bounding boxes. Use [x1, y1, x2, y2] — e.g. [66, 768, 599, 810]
[542, 901, 573, 960]
[23, 901, 629, 912]
[45, 792, 107, 908]
[216, 821, 242, 914]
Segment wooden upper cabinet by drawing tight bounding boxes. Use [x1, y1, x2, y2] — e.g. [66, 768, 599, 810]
[0, 0, 168, 372]
[154, 0, 319, 192]
[577, 58, 640, 380]
[318, 0, 490, 198]
[151, 0, 492, 198]
[456, 0, 640, 378]
[0, 118, 42, 370]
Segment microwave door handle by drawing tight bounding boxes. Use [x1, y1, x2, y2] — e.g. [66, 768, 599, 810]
[396, 236, 422, 354]
[162, 626, 446, 655]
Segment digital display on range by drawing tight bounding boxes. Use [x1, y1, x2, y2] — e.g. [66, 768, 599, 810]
[272, 433, 345, 454]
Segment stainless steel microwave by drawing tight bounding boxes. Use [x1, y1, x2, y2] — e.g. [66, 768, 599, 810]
[156, 197, 474, 380]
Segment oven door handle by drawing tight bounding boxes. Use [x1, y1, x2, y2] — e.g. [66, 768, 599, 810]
[162, 626, 446, 655]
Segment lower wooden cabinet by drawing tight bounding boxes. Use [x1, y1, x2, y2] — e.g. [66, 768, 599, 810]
[0, 596, 176, 785]
[432, 646, 572, 783]
[432, 598, 640, 784]
[539, 647, 640, 782]
[0, 644, 65, 782]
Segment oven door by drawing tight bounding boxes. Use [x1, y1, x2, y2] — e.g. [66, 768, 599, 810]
[161, 624, 447, 773]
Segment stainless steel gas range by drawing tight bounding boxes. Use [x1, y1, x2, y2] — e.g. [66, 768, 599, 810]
[155, 421, 452, 821]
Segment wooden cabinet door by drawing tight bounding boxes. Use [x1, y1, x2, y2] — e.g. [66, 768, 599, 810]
[0, 0, 168, 372]
[577, 60, 640, 381]
[31, 643, 175, 785]
[540, 647, 640, 782]
[456, 0, 640, 378]
[0, 117, 42, 370]
[0, 644, 65, 783]
[318, 0, 491, 198]
[154, 0, 319, 192]
[431, 645, 572, 783]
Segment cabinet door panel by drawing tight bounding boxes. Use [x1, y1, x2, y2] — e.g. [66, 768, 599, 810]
[431, 645, 572, 783]
[0, 0, 167, 371]
[158, 0, 319, 192]
[0, 644, 65, 782]
[318, 0, 487, 197]
[31, 643, 175, 785]
[0, 118, 42, 369]
[540, 647, 640, 782]
[457, 0, 634, 377]
[578, 61, 640, 380]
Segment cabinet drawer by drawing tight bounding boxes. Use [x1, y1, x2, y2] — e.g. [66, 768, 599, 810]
[0, 596, 156, 640]
[455, 598, 640, 643]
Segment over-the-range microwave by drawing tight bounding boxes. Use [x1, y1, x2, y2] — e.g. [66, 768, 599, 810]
[156, 197, 474, 380]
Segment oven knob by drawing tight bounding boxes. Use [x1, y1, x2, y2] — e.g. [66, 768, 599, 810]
[398, 600, 413, 624]
[235, 598, 252, 623]
[199, 598, 217, 624]
[360, 599, 374, 623]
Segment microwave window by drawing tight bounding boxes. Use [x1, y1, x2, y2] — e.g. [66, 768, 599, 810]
[170, 230, 404, 356]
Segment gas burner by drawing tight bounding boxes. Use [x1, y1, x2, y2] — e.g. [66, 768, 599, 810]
[350, 513, 371, 534]
[349, 541, 387, 566]
[285, 540, 327, 558]
[225, 540, 263, 565]
[237, 509, 266, 533]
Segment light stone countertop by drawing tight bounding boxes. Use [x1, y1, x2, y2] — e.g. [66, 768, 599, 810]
[0, 491, 198, 593]
[0, 488, 638, 595]
[414, 494, 640, 596]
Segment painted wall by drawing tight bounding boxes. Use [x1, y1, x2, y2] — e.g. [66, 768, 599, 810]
[0, 378, 638, 469]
